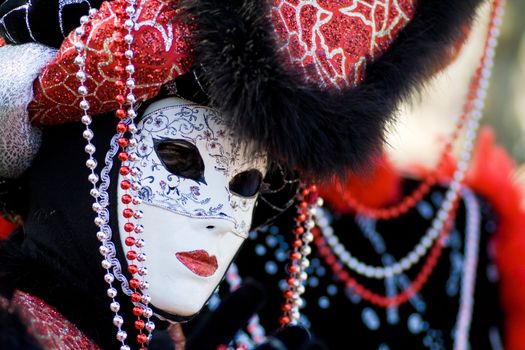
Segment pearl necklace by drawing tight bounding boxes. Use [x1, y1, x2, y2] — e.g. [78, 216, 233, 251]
[315, 187, 481, 344]
[74, 0, 155, 348]
[453, 188, 481, 350]
[316, 0, 503, 280]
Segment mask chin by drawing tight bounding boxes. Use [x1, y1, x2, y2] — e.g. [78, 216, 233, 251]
[149, 239, 246, 323]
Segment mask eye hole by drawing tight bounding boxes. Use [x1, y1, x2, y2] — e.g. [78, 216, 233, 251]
[154, 139, 205, 183]
[229, 169, 263, 198]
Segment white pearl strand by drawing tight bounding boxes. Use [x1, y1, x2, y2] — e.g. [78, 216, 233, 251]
[317, 1, 502, 280]
[453, 188, 481, 350]
[74, 1, 155, 347]
[74, 9, 132, 350]
[288, 198, 321, 324]
[455, 2, 504, 348]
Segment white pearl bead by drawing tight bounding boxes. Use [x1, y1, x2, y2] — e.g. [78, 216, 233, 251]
[143, 308, 153, 318]
[303, 232, 314, 243]
[86, 158, 97, 169]
[300, 245, 311, 256]
[74, 55, 85, 67]
[88, 8, 97, 17]
[127, 109, 137, 118]
[77, 85, 88, 96]
[107, 288, 117, 298]
[145, 321, 156, 332]
[110, 301, 120, 312]
[113, 315, 124, 327]
[101, 259, 112, 269]
[83, 129, 94, 140]
[93, 204, 104, 214]
[126, 78, 136, 89]
[105, 273, 115, 284]
[90, 188, 100, 198]
[116, 330, 127, 342]
[75, 27, 85, 36]
[85, 144, 96, 155]
[407, 251, 418, 265]
[141, 294, 151, 304]
[80, 100, 90, 110]
[139, 267, 148, 276]
[81, 115, 92, 125]
[120, 346, 130, 350]
[96, 231, 107, 241]
[88, 173, 99, 184]
[124, 34, 134, 44]
[74, 42, 84, 51]
[126, 93, 136, 104]
[76, 71, 86, 82]
[80, 15, 89, 24]
[99, 245, 109, 256]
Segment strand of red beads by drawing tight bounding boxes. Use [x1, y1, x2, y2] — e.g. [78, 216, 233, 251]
[280, 184, 319, 327]
[113, 0, 155, 348]
[74, 6, 134, 350]
[313, 200, 459, 308]
[336, 56, 487, 221]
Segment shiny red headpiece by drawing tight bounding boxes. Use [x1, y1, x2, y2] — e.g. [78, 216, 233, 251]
[3, 0, 485, 179]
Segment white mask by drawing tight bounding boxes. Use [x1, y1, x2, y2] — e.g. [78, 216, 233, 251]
[118, 97, 267, 317]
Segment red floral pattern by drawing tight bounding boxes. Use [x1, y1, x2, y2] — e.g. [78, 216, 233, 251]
[272, 0, 416, 89]
[28, 0, 193, 125]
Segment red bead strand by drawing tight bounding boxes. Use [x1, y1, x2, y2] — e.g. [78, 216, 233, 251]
[336, 63, 486, 220]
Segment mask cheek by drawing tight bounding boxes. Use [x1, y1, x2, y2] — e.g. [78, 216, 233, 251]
[230, 196, 258, 238]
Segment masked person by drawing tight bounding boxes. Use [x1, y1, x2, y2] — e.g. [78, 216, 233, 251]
[0, 0, 495, 349]
[210, 1, 525, 349]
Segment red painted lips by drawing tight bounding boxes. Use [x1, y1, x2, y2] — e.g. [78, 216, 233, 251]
[176, 250, 218, 277]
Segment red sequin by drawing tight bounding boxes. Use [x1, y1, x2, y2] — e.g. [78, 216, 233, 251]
[272, 0, 416, 89]
[1, 291, 100, 350]
[29, 0, 194, 124]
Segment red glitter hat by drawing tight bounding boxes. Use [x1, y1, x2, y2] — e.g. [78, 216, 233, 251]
[2, 0, 485, 179]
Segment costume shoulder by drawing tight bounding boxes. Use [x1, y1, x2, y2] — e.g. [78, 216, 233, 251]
[0, 303, 41, 350]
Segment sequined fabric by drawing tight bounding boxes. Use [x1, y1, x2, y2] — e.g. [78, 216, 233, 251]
[0, 43, 57, 178]
[272, 0, 417, 89]
[29, 0, 193, 125]
[3, 291, 100, 350]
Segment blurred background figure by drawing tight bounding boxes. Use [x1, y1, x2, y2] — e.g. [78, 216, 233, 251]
[389, 1, 524, 195]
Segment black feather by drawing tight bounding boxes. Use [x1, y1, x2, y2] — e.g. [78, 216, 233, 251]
[179, 0, 485, 180]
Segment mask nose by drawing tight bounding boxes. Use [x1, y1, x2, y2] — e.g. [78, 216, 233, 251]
[202, 217, 236, 236]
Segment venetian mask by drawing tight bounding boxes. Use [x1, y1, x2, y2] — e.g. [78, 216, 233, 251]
[118, 97, 267, 317]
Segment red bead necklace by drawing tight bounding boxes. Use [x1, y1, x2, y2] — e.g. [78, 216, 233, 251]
[336, 62, 486, 220]
[313, 199, 459, 308]
[280, 184, 319, 326]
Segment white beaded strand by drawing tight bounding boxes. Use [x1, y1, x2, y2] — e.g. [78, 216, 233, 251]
[74, 8, 131, 350]
[453, 188, 481, 350]
[315, 0, 503, 280]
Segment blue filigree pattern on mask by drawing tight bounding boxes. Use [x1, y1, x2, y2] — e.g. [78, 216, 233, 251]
[133, 100, 266, 238]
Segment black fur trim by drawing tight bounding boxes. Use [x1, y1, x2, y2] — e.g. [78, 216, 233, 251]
[179, 0, 484, 180]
